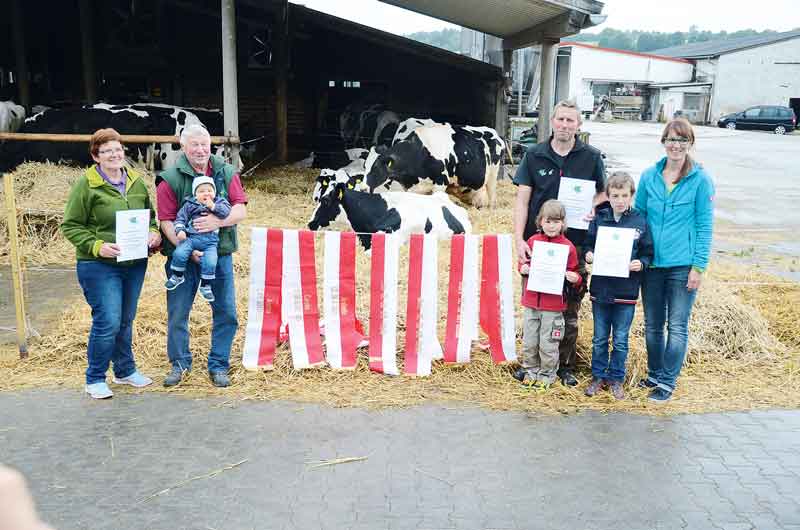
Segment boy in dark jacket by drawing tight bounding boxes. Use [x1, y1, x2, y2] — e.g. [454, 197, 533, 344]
[164, 176, 232, 302]
[583, 172, 653, 399]
[518, 200, 583, 387]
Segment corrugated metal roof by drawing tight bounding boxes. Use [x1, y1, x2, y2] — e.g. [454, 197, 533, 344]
[377, 0, 604, 40]
[650, 30, 800, 59]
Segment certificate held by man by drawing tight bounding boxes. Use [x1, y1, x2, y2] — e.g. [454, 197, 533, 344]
[557, 177, 595, 230]
[591, 226, 636, 278]
[115, 209, 150, 262]
[527, 240, 569, 295]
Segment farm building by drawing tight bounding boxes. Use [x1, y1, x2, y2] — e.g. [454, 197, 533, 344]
[0, 0, 606, 162]
[651, 29, 800, 123]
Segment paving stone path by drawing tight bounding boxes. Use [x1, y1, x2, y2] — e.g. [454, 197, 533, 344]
[1, 390, 798, 530]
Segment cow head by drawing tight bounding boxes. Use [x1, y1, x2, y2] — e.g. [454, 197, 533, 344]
[365, 145, 395, 192]
[308, 182, 346, 231]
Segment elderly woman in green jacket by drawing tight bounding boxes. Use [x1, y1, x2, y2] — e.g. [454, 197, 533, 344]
[61, 128, 161, 399]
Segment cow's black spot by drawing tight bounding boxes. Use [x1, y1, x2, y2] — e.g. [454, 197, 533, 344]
[161, 153, 167, 160]
[424, 218, 432, 233]
[442, 206, 465, 234]
[171, 143, 180, 150]
[177, 112, 186, 125]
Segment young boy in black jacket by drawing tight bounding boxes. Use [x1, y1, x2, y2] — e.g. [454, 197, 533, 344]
[583, 172, 653, 399]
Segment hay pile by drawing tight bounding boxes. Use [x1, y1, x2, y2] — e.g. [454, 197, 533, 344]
[1, 162, 798, 415]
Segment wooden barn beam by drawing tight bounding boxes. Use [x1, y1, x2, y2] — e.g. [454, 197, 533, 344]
[274, 0, 289, 163]
[538, 39, 560, 140]
[502, 11, 583, 50]
[10, 0, 31, 110]
[78, 0, 98, 104]
[221, 0, 241, 167]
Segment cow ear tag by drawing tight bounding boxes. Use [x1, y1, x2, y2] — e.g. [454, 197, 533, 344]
[338, 189, 343, 199]
[347, 184, 354, 189]
[387, 160, 393, 168]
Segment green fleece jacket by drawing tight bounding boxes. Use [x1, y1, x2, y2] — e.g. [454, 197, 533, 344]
[61, 165, 159, 265]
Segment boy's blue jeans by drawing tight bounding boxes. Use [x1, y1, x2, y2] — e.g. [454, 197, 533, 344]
[590, 301, 636, 382]
[164, 253, 237, 374]
[76, 260, 147, 384]
[641, 266, 698, 392]
[170, 232, 219, 280]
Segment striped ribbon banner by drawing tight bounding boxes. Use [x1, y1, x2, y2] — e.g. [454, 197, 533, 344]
[404, 234, 441, 376]
[243, 227, 283, 370]
[368, 232, 400, 375]
[323, 231, 363, 370]
[282, 230, 326, 369]
[480, 234, 518, 364]
[443, 234, 479, 364]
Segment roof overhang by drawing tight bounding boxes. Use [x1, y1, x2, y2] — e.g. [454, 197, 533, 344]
[377, 0, 606, 49]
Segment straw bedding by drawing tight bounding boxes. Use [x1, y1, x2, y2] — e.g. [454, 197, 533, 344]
[1, 162, 798, 414]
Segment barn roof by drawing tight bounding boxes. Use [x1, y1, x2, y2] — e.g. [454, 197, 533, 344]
[291, 4, 502, 79]
[377, 0, 606, 48]
[650, 29, 800, 59]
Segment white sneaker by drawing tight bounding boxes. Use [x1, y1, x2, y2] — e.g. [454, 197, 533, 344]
[85, 382, 114, 399]
[112, 371, 153, 388]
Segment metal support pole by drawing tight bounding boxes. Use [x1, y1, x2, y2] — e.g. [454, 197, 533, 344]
[274, 0, 289, 163]
[517, 49, 523, 118]
[221, 0, 241, 168]
[3, 174, 28, 358]
[538, 39, 559, 141]
[10, 0, 31, 111]
[494, 48, 513, 141]
[78, 0, 97, 104]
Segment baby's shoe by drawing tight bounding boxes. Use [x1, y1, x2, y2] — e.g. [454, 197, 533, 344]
[199, 284, 215, 302]
[164, 275, 185, 290]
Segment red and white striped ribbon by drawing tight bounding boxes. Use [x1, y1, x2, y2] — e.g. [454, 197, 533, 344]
[323, 231, 363, 370]
[404, 234, 441, 376]
[479, 234, 518, 364]
[243, 227, 283, 370]
[282, 229, 326, 369]
[444, 234, 479, 364]
[368, 232, 400, 375]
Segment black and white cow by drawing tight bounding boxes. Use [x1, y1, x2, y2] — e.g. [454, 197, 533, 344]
[306, 147, 369, 170]
[308, 182, 472, 250]
[339, 103, 400, 149]
[391, 117, 439, 144]
[0, 103, 226, 172]
[0, 101, 25, 134]
[365, 124, 506, 209]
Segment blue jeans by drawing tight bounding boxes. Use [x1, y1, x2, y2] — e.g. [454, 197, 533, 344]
[590, 302, 636, 382]
[76, 260, 147, 384]
[641, 266, 698, 392]
[171, 233, 219, 280]
[165, 253, 237, 373]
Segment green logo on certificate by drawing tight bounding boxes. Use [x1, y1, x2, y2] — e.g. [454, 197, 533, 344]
[547, 249, 555, 257]
[129, 217, 138, 224]
[573, 185, 582, 193]
[612, 232, 620, 240]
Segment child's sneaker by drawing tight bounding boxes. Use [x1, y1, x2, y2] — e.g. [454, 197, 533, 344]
[199, 284, 215, 302]
[609, 381, 625, 400]
[164, 275, 185, 290]
[584, 378, 605, 397]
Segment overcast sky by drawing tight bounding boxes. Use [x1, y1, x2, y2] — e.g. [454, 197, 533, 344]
[291, 0, 800, 35]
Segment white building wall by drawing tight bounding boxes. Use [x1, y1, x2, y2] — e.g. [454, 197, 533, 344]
[566, 45, 694, 102]
[711, 37, 800, 121]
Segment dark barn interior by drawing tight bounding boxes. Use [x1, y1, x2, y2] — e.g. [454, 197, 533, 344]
[0, 0, 502, 160]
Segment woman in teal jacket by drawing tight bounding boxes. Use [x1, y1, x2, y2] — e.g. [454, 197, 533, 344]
[634, 118, 714, 402]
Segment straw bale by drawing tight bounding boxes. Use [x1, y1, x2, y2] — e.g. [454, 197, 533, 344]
[1, 163, 798, 415]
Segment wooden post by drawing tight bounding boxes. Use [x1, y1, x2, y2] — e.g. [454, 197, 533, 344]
[221, 0, 241, 168]
[538, 39, 559, 141]
[78, 0, 97, 104]
[3, 174, 28, 358]
[10, 0, 31, 111]
[274, 0, 289, 163]
[494, 48, 513, 141]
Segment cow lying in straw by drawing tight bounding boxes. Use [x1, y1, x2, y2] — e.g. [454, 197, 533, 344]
[308, 182, 471, 250]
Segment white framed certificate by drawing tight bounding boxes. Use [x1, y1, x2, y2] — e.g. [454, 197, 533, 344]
[592, 226, 636, 278]
[527, 240, 569, 295]
[115, 209, 149, 262]
[557, 177, 596, 230]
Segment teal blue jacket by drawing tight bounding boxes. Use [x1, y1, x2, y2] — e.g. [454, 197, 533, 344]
[634, 157, 715, 271]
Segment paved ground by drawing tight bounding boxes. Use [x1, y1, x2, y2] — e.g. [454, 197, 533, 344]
[2, 390, 799, 530]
